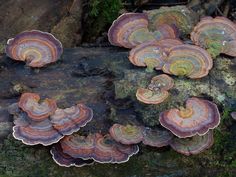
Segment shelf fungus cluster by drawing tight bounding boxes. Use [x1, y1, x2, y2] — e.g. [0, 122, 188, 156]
[51, 133, 139, 166]
[159, 97, 220, 138]
[10, 93, 93, 146]
[6, 30, 63, 67]
[108, 7, 219, 79]
[10, 93, 141, 167]
[136, 74, 174, 104]
[109, 97, 220, 156]
[109, 124, 173, 147]
[191, 16, 236, 58]
[156, 97, 221, 155]
[108, 6, 198, 49]
[129, 39, 183, 72]
[108, 12, 178, 49]
[106, 98, 220, 156]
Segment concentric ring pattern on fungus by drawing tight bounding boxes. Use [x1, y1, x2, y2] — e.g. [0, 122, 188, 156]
[6, 30, 63, 67]
[191, 16, 236, 57]
[162, 44, 213, 79]
[170, 131, 214, 155]
[60, 133, 139, 164]
[159, 97, 220, 138]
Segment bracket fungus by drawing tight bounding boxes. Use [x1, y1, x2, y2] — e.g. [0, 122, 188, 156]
[18, 93, 57, 121]
[50, 104, 93, 135]
[159, 97, 220, 138]
[6, 30, 63, 67]
[153, 24, 179, 39]
[191, 16, 236, 57]
[13, 112, 63, 146]
[11, 93, 93, 146]
[142, 127, 173, 147]
[109, 124, 173, 148]
[51, 144, 94, 167]
[108, 13, 153, 48]
[108, 13, 178, 49]
[145, 6, 198, 36]
[60, 133, 139, 164]
[136, 74, 174, 104]
[162, 44, 213, 79]
[109, 124, 144, 145]
[129, 39, 183, 72]
[148, 74, 174, 91]
[129, 41, 167, 72]
[136, 88, 169, 104]
[170, 131, 214, 156]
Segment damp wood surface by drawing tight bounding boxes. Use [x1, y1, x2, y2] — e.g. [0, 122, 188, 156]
[0, 47, 235, 177]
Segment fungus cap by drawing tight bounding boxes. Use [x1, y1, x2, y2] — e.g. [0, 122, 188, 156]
[145, 6, 198, 35]
[191, 16, 236, 57]
[136, 88, 169, 104]
[170, 131, 214, 155]
[61, 133, 139, 164]
[129, 40, 168, 72]
[109, 124, 144, 144]
[18, 93, 57, 121]
[50, 104, 93, 135]
[13, 114, 63, 146]
[50, 144, 94, 167]
[159, 97, 220, 138]
[162, 44, 213, 79]
[148, 74, 174, 92]
[6, 30, 63, 67]
[108, 13, 153, 48]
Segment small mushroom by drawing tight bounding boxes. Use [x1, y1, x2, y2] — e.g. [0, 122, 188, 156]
[159, 97, 220, 138]
[170, 131, 214, 156]
[191, 16, 236, 57]
[6, 30, 63, 67]
[162, 44, 213, 79]
[18, 93, 57, 121]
